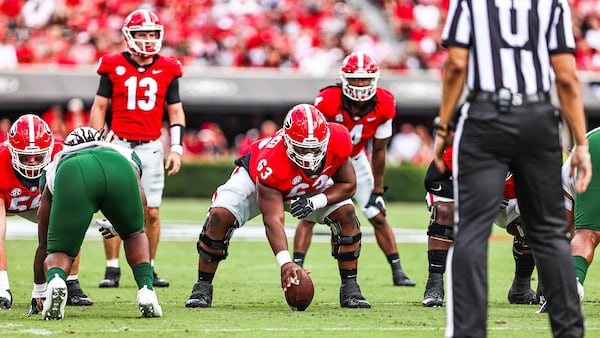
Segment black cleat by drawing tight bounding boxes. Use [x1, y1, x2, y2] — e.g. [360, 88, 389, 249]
[66, 280, 93, 306]
[423, 277, 444, 307]
[153, 272, 170, 287]
[393, 269, 416, 287]
[340, 281, 371, 308]
[508, 287, 539, 305]
[99, 267, 121, 288]
[185, 281, 213, 308]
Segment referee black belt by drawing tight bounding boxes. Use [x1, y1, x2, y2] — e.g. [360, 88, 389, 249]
[115, 136, 153, 147]
[467, 90, 550, 106]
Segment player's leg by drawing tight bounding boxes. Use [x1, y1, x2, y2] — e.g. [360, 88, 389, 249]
[424, 201, 453, 307]
[43, 152, 98, 320]
[316, 202, 370, 308]
[138, 142, 169, 287]
[100, 150, 160, 318]
[186, 167, 256, 308]
[293, 219, 316, 267]
[505, 219, 538, 304]
[352, 153, 414, 286]
[99, 237, 121, 287]
[65, 251, 93, 306]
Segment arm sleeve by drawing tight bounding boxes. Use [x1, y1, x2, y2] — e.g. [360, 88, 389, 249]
[96, 74, 113, 98]
[166, 77, 181, 105]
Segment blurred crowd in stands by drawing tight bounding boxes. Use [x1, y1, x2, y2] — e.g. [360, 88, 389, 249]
[1, 0, 599, 72]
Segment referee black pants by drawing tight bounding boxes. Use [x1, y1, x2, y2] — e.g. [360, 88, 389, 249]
[446, 101, 584, 338]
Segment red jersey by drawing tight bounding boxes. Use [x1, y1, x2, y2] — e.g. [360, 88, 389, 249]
[314, 86, 396, 157]
[248, 123, 352, 199]
[0, 140, 63, 213]
[96, 53, 183, 140]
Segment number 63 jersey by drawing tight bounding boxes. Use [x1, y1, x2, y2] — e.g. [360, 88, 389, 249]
[248, 123, 353, 200]
[0, 142, 63, 215]
[96, 53, 182, 141]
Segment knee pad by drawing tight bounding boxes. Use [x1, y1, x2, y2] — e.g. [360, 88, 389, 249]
[427, 222, 454, 241]
[326, 217, 362, 261]
[196, 218, 236, 263]
[507, 221, 530, 254]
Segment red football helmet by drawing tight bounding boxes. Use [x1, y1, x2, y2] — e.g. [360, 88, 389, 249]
[7, 114, 54, 179]
[122, 9, 163, 57]
[283, 104, 330, 171]
[339, 51, 380, 101]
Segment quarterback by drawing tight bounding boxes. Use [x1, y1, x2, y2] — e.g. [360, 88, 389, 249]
[185, 104, 371, 309]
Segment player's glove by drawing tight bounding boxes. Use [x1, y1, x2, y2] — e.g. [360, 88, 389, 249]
[366, 187, 388, 216]
[0, 289, 11, 310]
[97, 219, 119, 239]
[291, 198, 316, 219]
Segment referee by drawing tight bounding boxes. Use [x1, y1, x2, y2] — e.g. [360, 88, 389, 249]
[433, 1, 592, 337]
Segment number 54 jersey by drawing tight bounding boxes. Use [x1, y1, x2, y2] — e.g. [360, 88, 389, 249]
[247, 123, 353, 200]
[96, 53, 182, 141]
[0, 141, 63, 215]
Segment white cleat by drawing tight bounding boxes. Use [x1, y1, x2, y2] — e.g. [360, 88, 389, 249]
[42, 275, 67, 320]
[137, 285, 162, 318]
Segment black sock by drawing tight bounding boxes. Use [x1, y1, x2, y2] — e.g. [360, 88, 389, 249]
[198, 271, 215, 283]
[514, 250, 535, 278]
[428, 250, 448, 274]
[340, 269, 357, 284]
[386, 253, 401, 271]
[293, 252, 306, 267]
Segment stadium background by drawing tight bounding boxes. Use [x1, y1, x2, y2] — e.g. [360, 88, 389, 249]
[1, 0, 600, 147]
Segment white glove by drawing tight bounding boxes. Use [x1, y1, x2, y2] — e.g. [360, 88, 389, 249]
[0, 289, 12, 310]
[97, 219, 119, 239]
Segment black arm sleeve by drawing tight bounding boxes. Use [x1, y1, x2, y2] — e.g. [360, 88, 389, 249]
[424, 161, 453, 198]
[165, 77, 181, 105]
[96, 74, 113, 98]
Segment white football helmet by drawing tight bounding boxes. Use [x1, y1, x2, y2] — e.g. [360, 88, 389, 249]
[64, 127, 103, 146]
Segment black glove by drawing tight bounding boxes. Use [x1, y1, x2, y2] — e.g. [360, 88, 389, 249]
[291, 198, 316, 219]
[25, 296, 44, 315]
[366, 188, 387, 216]
[0, 289, 12, 310]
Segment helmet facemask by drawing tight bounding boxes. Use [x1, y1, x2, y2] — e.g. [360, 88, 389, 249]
[282, 104, 330, 171]
[339, 51, 380, 102]
[122, 9, 163, 58]
[340, 74, 379, 102]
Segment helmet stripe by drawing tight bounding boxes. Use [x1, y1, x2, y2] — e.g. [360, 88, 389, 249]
[304, 104, 314, 138]
[27, 114, 35, 144]
[357, 52, 364, 68]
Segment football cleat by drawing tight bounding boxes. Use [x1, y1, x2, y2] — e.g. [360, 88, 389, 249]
[339, 281, 371, 308]
[507, 287, 538, 304]
[185, 281, 213, 308]
[99, 267, 121, 288]
[66, 280, 93, 306]
[423, 277, 444, 307]
[137, 286, 162, 318]
[42, 275, 67, 320]
[153, 272, 170, 287]
[537, 300, 548, 314]
[393, 269, 416, 287]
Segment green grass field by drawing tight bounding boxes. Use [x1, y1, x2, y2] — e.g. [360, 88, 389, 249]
[2, 199, 599, 337]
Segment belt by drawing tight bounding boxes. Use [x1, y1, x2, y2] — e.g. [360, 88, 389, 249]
[115, 136, 153, 147]
[467, 90, 550, 106]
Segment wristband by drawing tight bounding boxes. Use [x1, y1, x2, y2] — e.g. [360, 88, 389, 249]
[276, 250, 292, 267]
[170, 144, 183, 156]
[308, 193, 328, 210]
[0, 271, 9, 290]
[170, 124, 184, 147]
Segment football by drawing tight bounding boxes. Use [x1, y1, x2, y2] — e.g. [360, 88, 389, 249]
[284, 269, 314, 311]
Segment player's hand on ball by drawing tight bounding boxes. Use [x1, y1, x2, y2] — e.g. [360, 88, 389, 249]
[282, 267, 314, 311]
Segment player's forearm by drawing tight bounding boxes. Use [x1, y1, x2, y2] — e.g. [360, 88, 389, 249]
[263, 218, 288, 255]
[438, 47, 468, 126]
[371, 149, 386, 191]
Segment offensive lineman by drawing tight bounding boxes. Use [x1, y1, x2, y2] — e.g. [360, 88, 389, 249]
[185, 104, 371, 309]
[293, 51, 415, 286]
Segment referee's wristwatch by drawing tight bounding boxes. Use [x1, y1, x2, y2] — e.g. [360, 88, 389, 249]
[433, 117, 454, 136]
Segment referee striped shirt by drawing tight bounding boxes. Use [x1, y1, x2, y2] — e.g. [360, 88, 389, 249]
[442, 0, 576, 95]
